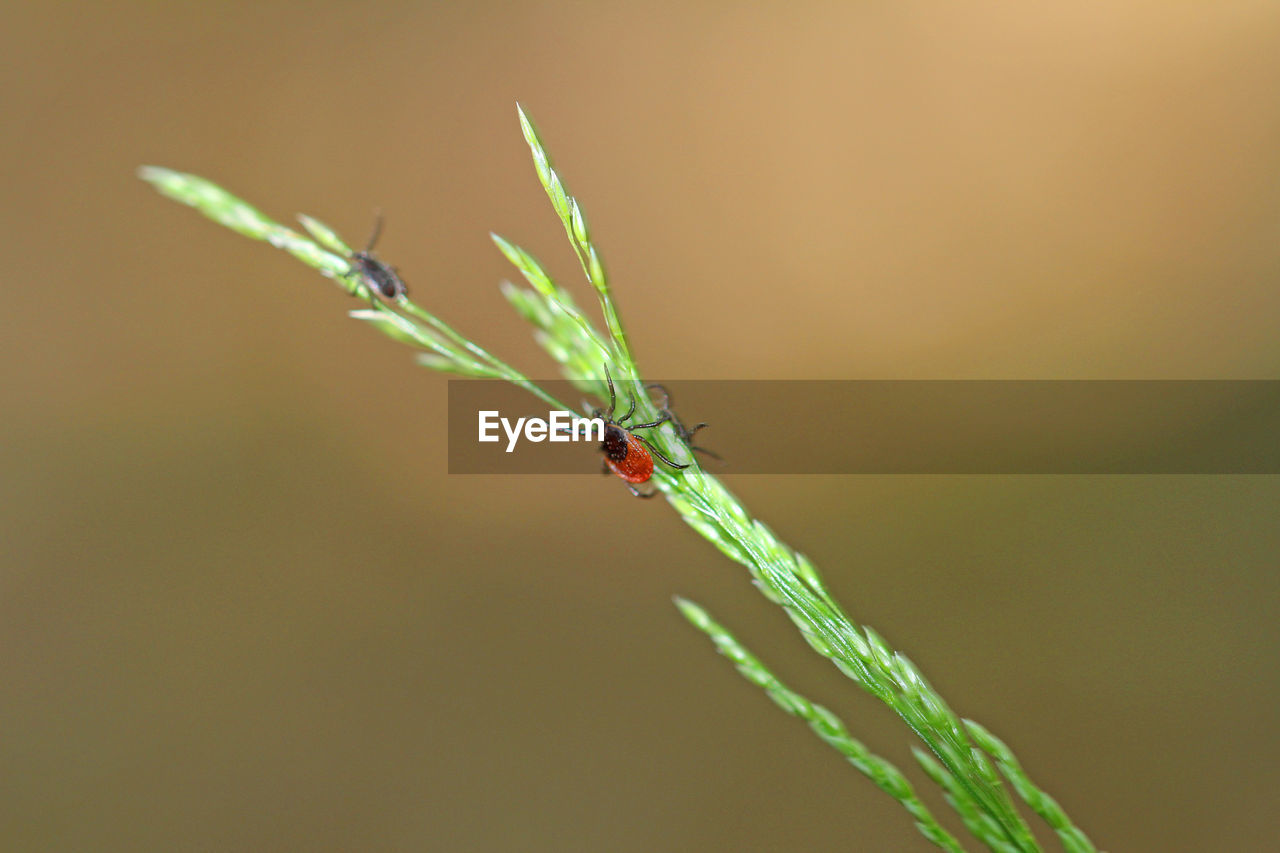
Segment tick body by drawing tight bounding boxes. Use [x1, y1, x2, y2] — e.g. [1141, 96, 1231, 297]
[589, 366, 689, 498]
[602, 424, 655, 485]
[346, 214, 407, 302]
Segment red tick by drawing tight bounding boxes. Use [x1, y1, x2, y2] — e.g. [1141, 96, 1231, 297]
[591, 366, 689, 498]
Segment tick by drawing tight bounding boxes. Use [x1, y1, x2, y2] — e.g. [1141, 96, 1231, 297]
[591, 366, 689, 498]
[345, 213, 407, 302]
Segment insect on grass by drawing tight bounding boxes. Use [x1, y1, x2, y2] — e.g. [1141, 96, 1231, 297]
[345, 212, 407, 303]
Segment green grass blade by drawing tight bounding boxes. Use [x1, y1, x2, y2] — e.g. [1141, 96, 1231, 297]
[515, 105, 635, 373]
[676, 597, 968, 853]
[964, 720, 1100, 853]
[138, 166, 349, 282]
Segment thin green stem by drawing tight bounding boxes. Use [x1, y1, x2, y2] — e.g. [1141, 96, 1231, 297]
[676, 597, 968, 853]
[517, 104, 636, 373]
[394, 298, 582, 416]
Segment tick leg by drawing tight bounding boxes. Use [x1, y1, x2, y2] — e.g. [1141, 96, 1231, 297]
[602, 364, 617, 420]
[635, 434, 690, 470]
[365, 210, 384, 252]
[684, 422, 708, 440]
[617, 394, 637, 426]
[691, 445, 723, 462]
[645, 383, 672, 410]
[628, 483, 657, 498]
[627, 413, 671, 430]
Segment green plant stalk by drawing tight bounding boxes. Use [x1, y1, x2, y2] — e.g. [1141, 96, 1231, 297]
[507, 112, 1046, 851]
[517, 106, 635, 374]
[138, 108, 1099, 853]
[141, 166, 581, 419]
[676, 597, 968, 853]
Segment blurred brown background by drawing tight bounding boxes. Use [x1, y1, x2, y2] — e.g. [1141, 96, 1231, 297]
[2, 3, 1278, 850]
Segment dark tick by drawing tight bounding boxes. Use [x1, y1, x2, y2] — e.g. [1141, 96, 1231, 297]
[345, 213, 407, 302]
